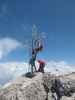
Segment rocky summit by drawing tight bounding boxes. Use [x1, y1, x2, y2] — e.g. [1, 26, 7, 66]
[0, 72, 75, 100]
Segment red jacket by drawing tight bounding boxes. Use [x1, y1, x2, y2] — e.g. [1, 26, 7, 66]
[38, 60, 45, 65]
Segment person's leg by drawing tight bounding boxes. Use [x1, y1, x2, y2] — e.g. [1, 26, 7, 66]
[31, 65, 36, 73]
[40, 64, 44, 73]
[34, 64, 37, 72]
[31, 65, 33, 74]
[41, 64, 45, 73]
[33, 61, 36, 72]
[57, 94, 61, 100]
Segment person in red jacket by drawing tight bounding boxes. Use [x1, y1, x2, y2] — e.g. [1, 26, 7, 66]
[37, 60, 45, 73]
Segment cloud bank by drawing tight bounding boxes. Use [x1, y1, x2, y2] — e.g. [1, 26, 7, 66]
[0, 37, 22, 60]
[0, 61, 75, 85]
[45, 61, 75, 76]
[0, 62, 28, 85]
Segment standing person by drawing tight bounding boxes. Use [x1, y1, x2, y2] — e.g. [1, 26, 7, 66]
[29, 42, 43, 74]
[29, 49, 37, 74]
[51, 78, 64, 100]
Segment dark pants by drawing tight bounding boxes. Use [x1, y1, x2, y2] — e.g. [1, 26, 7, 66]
[31, 64, 36, 73]
[38, 63, 44, 73]
[55, 88, 63, 100]
[29, 58, 36, 73]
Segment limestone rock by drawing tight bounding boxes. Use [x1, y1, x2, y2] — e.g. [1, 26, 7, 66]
[0, 72, 75, 100]
[0, 73, 46, 100]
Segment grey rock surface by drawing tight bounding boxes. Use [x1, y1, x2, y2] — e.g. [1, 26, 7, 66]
[0, 72, 75, 100]
[0, 73, 46, 100]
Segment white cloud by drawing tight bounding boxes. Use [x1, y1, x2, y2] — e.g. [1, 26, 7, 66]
[0, 37, 22, 59]
[0, 62, 28, 85]
[0, 61, 75, 85]
[45, 61, 75, 76]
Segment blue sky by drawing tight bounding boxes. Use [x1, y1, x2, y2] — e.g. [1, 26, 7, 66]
[0, 0, 75, 64]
